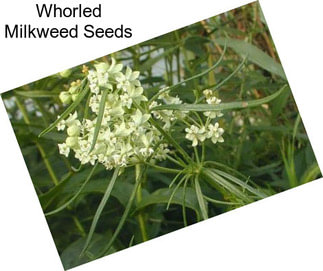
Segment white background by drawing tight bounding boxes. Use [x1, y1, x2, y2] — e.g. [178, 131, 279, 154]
[0, 0, 323, 270]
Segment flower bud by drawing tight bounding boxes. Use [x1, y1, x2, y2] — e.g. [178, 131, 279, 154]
[67, 125, 80, 137]
[59, 69, 72, 78]
[59, 91, 72, 104]
[66, 136, 78, 148]
[71, 93, 79, 101]
[94, 62, 109, 73]
[69, 85, 79, 95]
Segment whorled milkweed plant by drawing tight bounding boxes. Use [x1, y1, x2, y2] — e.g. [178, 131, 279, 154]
[39, 50, 287, 258]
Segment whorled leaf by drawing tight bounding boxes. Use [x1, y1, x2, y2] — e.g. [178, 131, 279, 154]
[151, 85, 288, 112]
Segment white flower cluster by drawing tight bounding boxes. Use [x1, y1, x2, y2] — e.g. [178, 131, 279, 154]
[203, 89, 224, 119]
[57, 59, 169, 170]
[184, 89, 224, 147]
[56, 59, 226, 169]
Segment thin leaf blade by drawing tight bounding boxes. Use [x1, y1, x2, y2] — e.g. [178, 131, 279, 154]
[39, 80, 89, 137]
[151, 85, 288, 112]
[81, 166, 120, 255]
[89, 89, 108, 153]
[15, 90, 60, 98]
[216, 37, 286, 79]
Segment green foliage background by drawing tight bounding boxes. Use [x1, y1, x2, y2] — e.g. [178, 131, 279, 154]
[1, 2, 321, 270]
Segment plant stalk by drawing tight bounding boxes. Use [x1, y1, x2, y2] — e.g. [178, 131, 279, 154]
[135, 164, 148, 242]
[15, 97, 59, 186]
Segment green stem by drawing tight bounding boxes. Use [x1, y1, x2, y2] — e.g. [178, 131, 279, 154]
[171, 153, 187, 167]
[72, 215, 86, 237]
[167, 174, 187, 210]
[34, 99, 50, 126]
[132, 100, 192, 165]
[15, 97, 59, 186]
[149, 118, 192, 164]
[166, 154, 186, 167]
[201, 142, 206, 162]
[35, 142, 59, 186]
[182, 177, 189, 226]
[15, 97, 30, 124]
[194, 174, 208, 220]
[176, 48, 181, 83]
[144, 162, 182, 174]
[194, 147, 200, 164]
[135, 164, 148, 242]
[164, 52, 171, 85]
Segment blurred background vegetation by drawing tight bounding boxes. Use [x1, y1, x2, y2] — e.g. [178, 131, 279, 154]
[1, 2, 321, 270]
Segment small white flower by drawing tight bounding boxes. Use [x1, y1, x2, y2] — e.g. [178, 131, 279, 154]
[203, 89, 213, 99]
[56, 117, 66, 131]
[120, 93, 132, 109]
[206, 123, 224, 144]
[114, 122, 133, 137]
[115, 66, 140, 91]
[94, 62, 109, 73]
[203, 92, 223, 119]
[185, 125, 207, 147]
[131, 109, 150, 127]
[58, 143, 70, 157]
[108, 58, 123, 74]
[65, 112, 79, 126]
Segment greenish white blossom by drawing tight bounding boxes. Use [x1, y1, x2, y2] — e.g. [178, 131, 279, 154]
[57, 59, 225, 169]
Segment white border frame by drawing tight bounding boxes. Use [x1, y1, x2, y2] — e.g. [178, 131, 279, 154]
[1, 1, 322, 270]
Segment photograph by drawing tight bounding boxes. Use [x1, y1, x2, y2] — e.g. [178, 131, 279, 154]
[1, 2, 321, 269]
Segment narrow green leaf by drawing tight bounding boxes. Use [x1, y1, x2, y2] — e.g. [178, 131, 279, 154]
[15, 90, 60, 98]
[81, 166, 120, 256]
[39, 173, 72, 209]
[202, 168, 252, 203]
[61, 233, 115, 270]
[292, 114, 301, 140]
[151, 85, 287, 112]
[10, 121, 66, 142]
[51, 175, 149, 208]
[216, 37, 286, 79]
[300, 162, 321, 184]
[194, 175, 208, 220]
[45, 163, 99, 216]
[166, 175, 187, 209]
[169, 170, 184, 188]
[213, 169, 267, 199]
[203, 195, 240, 205]
[89, 89, 108, 153]
[135, 187, 201, 221]
[39, 80, 89, 137]
[203, 160, 247, 180]
[98, 167, 144, 257]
